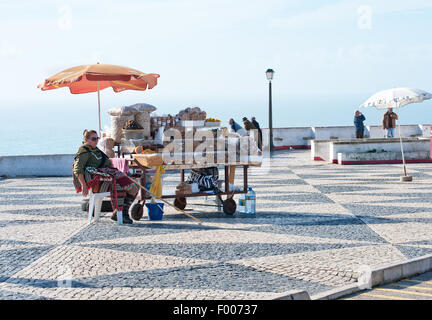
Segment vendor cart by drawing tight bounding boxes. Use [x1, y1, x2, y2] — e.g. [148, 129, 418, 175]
[127, 156, 258, 220]
[107, 106, 262, 221]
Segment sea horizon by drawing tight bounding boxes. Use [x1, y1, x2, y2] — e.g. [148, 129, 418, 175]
[1, 95, 431, 157]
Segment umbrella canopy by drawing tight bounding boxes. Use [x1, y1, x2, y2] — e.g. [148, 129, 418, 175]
[38, 63, 160, 94]
[360, 88, 432, 109]
[38, 63, 160, 135]
[359, 87, 432, 180]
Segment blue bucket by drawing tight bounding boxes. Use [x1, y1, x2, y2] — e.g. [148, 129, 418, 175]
[145, 203, 164, 220]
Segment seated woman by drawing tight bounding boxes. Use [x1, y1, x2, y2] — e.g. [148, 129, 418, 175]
[72, 130, 138, 224]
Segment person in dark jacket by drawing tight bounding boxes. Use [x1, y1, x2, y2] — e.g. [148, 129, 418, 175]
[251, 117, 263, 147]
[382, 108, 398, 138]
[243, 117, 262, 150]
[354, 110, 366, 138]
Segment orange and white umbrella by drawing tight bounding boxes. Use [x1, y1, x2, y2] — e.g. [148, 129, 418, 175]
[38, 63, 160, 134]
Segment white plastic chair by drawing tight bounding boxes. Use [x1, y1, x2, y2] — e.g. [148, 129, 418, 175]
[88, 191, 123, 225]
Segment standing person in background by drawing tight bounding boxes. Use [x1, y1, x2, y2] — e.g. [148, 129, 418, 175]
[243, 117, 262, 150]
[228, 118, 247, 136]
[242, 117, 256, 131]
[382, 108, 398, 138]
[354, 110, 366, 138]
[251, 116, 263, 148]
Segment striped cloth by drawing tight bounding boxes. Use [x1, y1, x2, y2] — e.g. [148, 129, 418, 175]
[186, 167, 219, 191]
[73, 166, 136, 211]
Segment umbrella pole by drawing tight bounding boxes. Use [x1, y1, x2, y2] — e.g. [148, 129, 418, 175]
[396, 106, 410, 181]
[398, 122, 407, 176]
[97, 81, 101, 137]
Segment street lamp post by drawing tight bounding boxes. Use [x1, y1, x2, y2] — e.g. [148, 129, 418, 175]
[266, 69, 275, 153]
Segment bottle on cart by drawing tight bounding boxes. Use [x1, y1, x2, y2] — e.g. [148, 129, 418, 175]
[238, 193, 246, 213]
[245, 187, 256, 214]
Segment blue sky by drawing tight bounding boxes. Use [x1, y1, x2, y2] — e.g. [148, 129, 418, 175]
[1, 0, 432, 127]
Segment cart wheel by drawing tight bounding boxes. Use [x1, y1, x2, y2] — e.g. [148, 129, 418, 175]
[223, 198, 236, 215]
[174, 197, 187, 210]
[130, 202, 144, 221]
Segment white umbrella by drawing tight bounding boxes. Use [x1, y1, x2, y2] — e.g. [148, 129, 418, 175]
[360, 88, 432, 180]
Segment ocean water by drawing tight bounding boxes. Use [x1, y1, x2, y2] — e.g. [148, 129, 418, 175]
[1, 95, 431, 157]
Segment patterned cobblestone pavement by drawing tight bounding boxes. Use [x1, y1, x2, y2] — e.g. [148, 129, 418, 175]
[1, 150, 432, 300]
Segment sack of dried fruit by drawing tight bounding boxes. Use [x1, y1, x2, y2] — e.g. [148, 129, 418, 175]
[111, 115, 134, 143]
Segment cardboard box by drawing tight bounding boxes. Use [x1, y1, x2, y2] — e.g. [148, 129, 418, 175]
[133, 153, 163, 167]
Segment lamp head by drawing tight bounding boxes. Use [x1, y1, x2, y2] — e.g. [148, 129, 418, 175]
[266, 69, 275, 81]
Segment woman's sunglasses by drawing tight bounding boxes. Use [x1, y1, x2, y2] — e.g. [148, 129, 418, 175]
[89, 137, 100, 142]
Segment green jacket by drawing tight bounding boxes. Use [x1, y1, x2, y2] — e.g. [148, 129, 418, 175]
[73, 145, 112, 177]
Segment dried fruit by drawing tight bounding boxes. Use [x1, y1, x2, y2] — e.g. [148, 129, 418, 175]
[123, 120, 143, 130]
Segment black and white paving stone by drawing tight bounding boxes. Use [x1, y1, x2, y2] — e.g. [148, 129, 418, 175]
[1, 150, 431, 300]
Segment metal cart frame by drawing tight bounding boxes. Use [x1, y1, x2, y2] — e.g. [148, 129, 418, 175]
[127, 159, 250, 220]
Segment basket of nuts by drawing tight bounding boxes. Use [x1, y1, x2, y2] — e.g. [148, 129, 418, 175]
[122, 120, 146, 139]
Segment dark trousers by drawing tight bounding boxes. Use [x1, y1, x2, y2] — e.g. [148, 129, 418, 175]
[356, 130, 364, 138]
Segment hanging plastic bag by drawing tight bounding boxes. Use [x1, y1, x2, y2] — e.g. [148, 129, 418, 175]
[149, 165, 165, 198]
